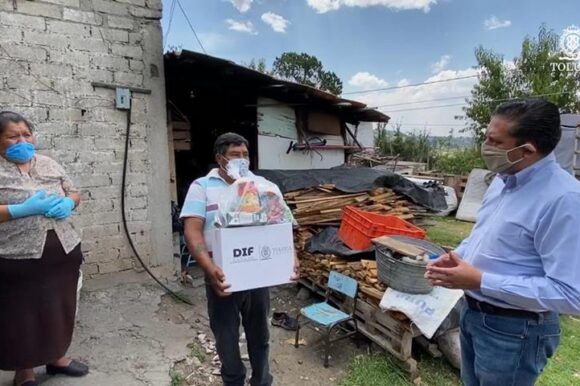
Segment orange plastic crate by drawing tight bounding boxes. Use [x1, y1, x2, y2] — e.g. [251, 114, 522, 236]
[338, 206, 426, 250]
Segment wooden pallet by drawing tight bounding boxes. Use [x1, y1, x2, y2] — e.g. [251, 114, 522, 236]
[299, 277, 421, 382]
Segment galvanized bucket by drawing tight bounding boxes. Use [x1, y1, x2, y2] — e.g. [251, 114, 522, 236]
[375, 236, 446, 294]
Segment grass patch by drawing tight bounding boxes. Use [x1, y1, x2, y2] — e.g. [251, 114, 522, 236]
[339, 354, 460, 386]
[426, 216, 473, 248]
[188, 341, 207, 363]
[538, 316, 580, 386]
[170, 371, 185, 386]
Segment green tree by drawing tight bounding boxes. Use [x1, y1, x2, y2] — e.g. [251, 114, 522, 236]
[246, 58, 269, 74]
[460, 25, 580, 143]
[272, 52, 343, 95]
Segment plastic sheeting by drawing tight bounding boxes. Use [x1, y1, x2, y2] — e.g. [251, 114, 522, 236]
[305, 227, 374, 258]
[256, 167, 447, 211]
[555, 113, 580, 175]
[455, 169, 493, 222]
[404, 177, 459, 216]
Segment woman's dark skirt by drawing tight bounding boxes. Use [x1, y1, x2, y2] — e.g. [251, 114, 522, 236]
[0, 230, 82, 370]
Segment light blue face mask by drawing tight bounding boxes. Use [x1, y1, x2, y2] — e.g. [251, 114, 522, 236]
[5, 142, 36, 163]
[223, 157, 250, 180]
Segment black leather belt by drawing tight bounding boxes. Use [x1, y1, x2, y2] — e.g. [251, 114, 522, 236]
[465, 295, 548, 320]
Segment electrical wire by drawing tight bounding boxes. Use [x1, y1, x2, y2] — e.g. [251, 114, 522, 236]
[377, 91, 577, 113]
[163, 0, 177, 51]
[342, 75, 479, 95]
[121, 105, 193, 305]
[175, 0, 207, 54]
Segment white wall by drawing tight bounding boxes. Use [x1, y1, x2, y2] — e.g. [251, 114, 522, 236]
[257, 97, 346, 170]
[347, 122, 374, 148]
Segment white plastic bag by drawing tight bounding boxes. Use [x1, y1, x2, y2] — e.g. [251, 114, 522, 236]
[215, 177, 294, 228]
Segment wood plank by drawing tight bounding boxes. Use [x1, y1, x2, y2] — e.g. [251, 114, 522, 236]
[372, 236, 425, 256]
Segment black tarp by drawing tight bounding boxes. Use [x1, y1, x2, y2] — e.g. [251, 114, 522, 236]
[305, 227, 375, 258]
[255, 166, 447, 211]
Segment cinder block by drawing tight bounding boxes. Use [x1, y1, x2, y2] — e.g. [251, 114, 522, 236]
[129, 6, 161, 19]
[30, 62, 73, 78]
[113, 71, 143, 87]
[1, 44, 47, 61]
[91, 55, 129, 71]
[43, 0, 81, 7]
[69, 37, 108, 53]
[96, 27, 129, 42]
[111, 43, 142, 59]
[128, 32, 142, 45]
[106, 15, 134, 30]
[0, 11, 46, 30]
[128, 59, 144, 71]
[116, 0, 146, 7]
[73, 174, 111, 188]
[15, 1, 63, 19]
[81, 223, 121, 238]
[0, 26, 23, 44]
[47, 20, 92, 36]
[63, 8, 103, 25]
[23, 30, 70, 50]
[6, 74, 55, 92]
[33, 90, 65, 106]
[92, 0, 128, 16]
[145, 0, 162, 11]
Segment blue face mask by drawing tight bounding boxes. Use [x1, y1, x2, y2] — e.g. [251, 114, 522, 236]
[5, 142, 36, 163]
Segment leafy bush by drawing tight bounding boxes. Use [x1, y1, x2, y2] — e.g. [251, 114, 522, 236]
[431, 148, 485, 175]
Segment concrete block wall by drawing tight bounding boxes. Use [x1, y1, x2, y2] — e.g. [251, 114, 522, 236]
[0, 0, 173, 277]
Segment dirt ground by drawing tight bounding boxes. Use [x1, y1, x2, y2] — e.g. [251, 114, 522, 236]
[0, 267, 366, 386]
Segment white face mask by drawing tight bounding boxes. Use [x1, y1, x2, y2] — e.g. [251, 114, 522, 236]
[222, 157, 250, 180]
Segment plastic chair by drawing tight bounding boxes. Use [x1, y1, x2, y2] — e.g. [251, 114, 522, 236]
[294, 271, 359, 367]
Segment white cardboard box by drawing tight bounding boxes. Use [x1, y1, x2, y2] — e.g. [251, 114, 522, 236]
[213, 223, 295, 292]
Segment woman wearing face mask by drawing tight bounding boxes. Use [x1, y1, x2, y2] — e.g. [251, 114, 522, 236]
[0, 111, 89, 386]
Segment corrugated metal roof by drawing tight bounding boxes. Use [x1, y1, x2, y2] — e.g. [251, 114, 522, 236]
[164, 50, 390, 123]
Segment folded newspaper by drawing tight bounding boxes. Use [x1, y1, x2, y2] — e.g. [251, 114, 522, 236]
[380, 286, 464, 339]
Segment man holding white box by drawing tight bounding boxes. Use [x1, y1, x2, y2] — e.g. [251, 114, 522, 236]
[181, 133, 299, 386]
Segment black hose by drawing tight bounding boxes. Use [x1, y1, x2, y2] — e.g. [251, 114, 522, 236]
[121, 105, 193, 305]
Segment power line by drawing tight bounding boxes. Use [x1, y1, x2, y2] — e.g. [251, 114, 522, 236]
[163, 0, 177, 51]
[371, 95, 470, 109]
[378, 91, 576, 113]
[175, 0, 206, 54]
[342, 75, 479, 95]
[380, 102, 467, 113]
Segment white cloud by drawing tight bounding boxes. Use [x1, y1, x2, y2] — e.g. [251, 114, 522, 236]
[349, 72, 389, 89]
[397, 78, 410, 87]
[347, 68, 480, 136]
[306, 0, 437, 14]
[229, 0, 253, 13]
[261, 12, 290, 33]
[225, 19, 258, 35]
[431, 55, 451, 73]
[483, 16, 511, 30]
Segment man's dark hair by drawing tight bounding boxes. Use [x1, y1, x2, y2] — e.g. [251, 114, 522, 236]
[0, 111, 33, 136]
[213, 132, 249, 156]
[492, 99, 561, 154]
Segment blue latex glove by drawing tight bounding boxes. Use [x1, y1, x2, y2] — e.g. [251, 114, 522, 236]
[46, 197, 76, 220]
[7, 190, 61, 219]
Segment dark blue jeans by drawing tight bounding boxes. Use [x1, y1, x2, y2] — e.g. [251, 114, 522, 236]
[460, 301, 560, 386]
[206, 284, 273, 386]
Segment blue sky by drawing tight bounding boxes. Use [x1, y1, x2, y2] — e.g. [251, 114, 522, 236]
[162, 0, 580, 136]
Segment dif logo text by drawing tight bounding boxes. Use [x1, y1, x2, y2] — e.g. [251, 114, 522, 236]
[232, 245, 293, 263]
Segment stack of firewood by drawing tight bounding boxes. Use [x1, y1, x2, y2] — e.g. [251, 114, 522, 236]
[284, 185, 416, 227]
[300, 252, 387, 304]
